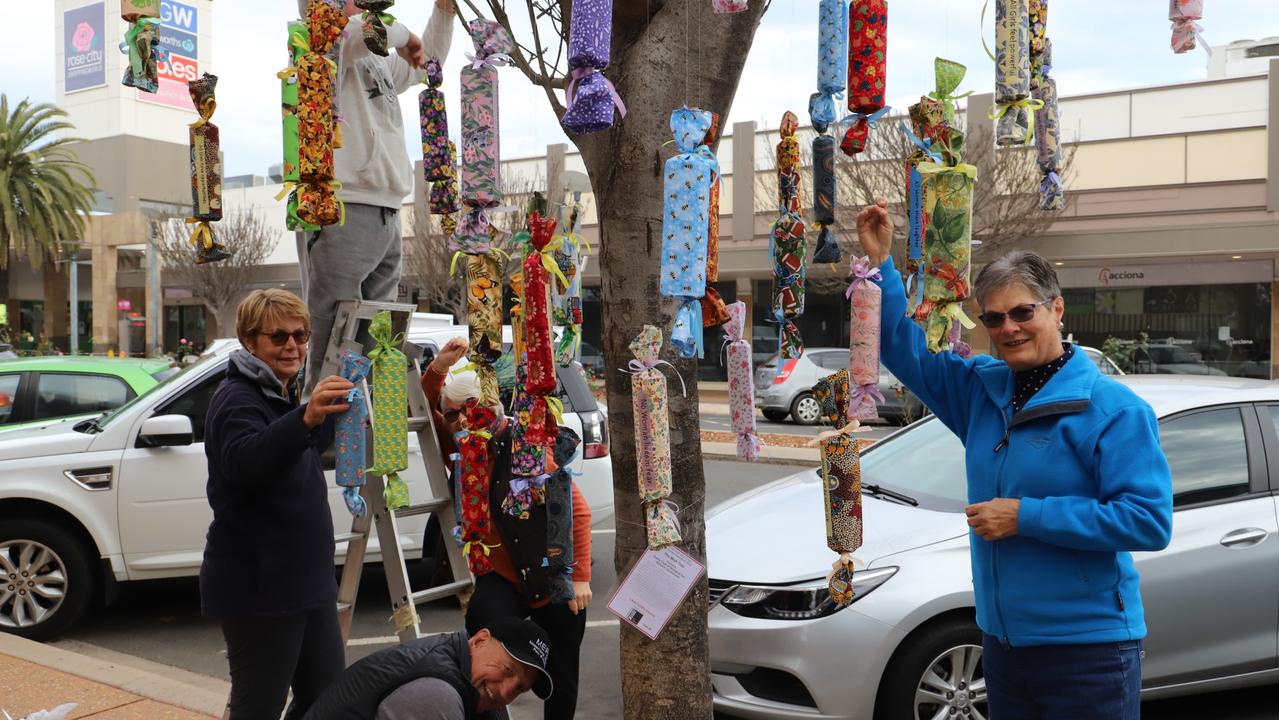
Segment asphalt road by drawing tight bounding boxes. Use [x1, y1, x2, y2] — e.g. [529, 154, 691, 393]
[701, 412, 902, 441]
[48, 458, 1278, 719]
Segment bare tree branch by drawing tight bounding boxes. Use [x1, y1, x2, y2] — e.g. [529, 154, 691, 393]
[153, 209, 280, 337]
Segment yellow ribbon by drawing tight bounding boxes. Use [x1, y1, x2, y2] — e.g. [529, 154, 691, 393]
[916, 161, 979, 180]
[938, 301, 976, 331]
[273, 181, 298, 202]
[462, 540, 500, 557]
[545, 396, 564, 425]
[186, 218, 213, 250]
[988, 97, 1046, 142]
[188, 97, 217, 129]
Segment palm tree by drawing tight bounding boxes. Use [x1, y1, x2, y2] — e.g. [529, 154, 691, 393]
[0, 95, 97, 269]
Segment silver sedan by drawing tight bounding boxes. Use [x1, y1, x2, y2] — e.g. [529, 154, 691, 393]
[708, 375, 1279, 720]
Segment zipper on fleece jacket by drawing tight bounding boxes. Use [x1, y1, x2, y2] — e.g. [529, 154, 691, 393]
[991, 405, 1013, 648]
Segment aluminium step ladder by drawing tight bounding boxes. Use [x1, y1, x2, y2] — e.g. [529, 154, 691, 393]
[319, 300, 474, 643]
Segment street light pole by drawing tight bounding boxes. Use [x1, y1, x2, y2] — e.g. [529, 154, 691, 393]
[69, 247, 79, 355]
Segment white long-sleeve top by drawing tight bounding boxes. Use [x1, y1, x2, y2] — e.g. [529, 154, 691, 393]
[297, 1, 455, 209]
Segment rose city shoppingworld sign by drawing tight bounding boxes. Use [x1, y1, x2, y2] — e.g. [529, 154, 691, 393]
[64, 2, 107, 93]
[137, 0, 199, 111]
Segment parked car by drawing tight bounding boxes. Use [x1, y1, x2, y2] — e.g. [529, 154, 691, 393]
[1135, 342, 1227, 376]
[1079, 345, 1124, 375]
[708, 375, 1279, 719]
[0, 327, 611, 639]
[755, 348, 925, 426]
[0, 356, 180, 432]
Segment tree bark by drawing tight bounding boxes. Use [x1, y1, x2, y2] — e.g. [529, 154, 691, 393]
[568, 3, 769, 717]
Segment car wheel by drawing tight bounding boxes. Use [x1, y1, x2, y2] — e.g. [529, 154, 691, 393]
[0, 519, 95, 640]
[790, 393, 821, 425]
[875, 616, 986, 720]
[761, 409, 789, 423]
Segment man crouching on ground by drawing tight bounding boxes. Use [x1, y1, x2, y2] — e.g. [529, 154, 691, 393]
[302, 617, 553, 719]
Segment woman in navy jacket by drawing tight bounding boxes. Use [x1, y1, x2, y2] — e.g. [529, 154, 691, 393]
[857, 199, 1173, 719]
[202, 289, 353, 720]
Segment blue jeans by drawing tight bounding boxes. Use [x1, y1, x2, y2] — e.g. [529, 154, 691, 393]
[982, 634, 1143, 719]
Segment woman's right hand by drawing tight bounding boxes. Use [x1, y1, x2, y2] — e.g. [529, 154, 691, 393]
[303, 375, 354, 429]
[856, 197, 894, 267]
[429, 337, 469, 375]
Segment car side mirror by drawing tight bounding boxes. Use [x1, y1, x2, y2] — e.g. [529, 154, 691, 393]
[136, 414, 194, 448]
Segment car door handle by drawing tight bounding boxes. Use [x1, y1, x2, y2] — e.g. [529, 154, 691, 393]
[1219, 528, 1269, 548]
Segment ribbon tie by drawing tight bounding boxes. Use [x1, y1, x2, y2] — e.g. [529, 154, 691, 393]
[845, 256, 884, 300]
[466, 52, 512, 70]
[186, 218, 213, 251]
[1040, 171, 1062, 194]
[567, 66, 628, 119]
[622, 358, 688, 398]
[901, 125, 942, 164]
[988, 97, 1047, 142]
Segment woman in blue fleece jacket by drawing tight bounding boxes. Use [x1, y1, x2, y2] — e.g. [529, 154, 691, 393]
[202, 289, 354, 720]
[857, 199, 1173, 719]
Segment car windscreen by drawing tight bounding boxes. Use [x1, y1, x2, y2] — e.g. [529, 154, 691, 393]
[859, 417, 968, 512]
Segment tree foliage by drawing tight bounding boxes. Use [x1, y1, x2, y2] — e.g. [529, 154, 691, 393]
[0, 96, 97, 269]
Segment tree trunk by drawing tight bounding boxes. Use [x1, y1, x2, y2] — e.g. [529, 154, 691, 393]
[570, 3, 768, 717]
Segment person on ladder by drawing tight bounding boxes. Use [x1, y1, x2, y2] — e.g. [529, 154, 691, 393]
[299, 0, 455, 388]
[423, 337, 594, 720]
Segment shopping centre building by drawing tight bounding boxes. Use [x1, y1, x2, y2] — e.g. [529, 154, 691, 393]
[8, 4, 1279, 379]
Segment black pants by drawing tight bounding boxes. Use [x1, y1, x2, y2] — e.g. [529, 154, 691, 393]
[220, 605, 345, 720]
[465, 573, 587, 720]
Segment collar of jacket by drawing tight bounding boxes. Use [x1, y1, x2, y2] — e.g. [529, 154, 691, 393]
[227, 349, 296, 405]
[974, 345, 1098, 426]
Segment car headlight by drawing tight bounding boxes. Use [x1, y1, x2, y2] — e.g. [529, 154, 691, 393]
[718, 566, 898, 621]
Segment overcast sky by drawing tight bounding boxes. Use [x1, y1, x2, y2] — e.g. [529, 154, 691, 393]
[3, 1, 1276, 177]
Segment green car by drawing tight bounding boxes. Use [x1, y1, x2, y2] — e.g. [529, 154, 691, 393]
[0, 356, 180, 430]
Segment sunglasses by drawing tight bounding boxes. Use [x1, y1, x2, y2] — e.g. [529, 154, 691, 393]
[441, 407, 464, 422]
[977, 299, 1054, 329]
[258, 329, 311, 346]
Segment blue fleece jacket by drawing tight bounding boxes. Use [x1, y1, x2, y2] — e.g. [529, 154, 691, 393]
[873, 258, 1173, 646]
[200, 351, 338, 618]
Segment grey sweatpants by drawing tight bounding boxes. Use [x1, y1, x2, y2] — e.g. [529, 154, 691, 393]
[305, 202, 402, 386]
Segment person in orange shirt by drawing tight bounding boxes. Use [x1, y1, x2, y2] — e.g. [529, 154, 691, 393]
[423, 337, 593, 720]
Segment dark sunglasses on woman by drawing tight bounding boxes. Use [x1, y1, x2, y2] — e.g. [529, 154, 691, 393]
[977, 299, 1054, 329]
[259, 329, 311, 346]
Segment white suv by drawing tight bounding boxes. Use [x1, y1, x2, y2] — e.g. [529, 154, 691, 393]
[0, 334, 611, 639]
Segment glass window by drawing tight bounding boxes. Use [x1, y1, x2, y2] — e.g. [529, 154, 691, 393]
[33, 373, 132, 420]
[155, 369, 226, 443]
[860, 417, 967, 510]
[0, 374, 20, 425]
[811, 351, 847, 370]
[1160, 408, 1251, 506]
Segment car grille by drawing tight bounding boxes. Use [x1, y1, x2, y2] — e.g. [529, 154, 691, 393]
[708, 579, 736, 608]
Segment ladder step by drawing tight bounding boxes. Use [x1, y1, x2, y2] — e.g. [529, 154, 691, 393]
[407, 416, 432, 433]
[410, 579, 474, 606]
[395, 498, 451, 519]
[335, 532, 363, 544]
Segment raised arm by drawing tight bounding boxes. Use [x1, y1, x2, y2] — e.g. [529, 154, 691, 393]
[857, 199, 984, 441]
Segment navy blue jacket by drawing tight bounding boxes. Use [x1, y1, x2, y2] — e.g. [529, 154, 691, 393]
[200, 351, 338, 618]
[874, 258, 1174, 646]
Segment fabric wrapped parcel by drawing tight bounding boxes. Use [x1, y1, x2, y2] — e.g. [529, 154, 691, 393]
[187, 73, 230, 264]
[659, 106, 719, 359]
[628, 326, 682, 549]
[365, 311, 410, 509]
[561, 0, 626, 134]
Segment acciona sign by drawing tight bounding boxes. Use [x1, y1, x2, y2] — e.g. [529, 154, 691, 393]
[1055, 260, 1273, 289]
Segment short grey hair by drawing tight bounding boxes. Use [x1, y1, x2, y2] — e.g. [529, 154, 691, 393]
[440, 372, 505, 417]
[973, 250, 1062, 308]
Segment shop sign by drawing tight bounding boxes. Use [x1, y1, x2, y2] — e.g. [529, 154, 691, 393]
[64, 3, 107, 93]
[117, 299, 133, 312]
[1057, 260, 1273, 289]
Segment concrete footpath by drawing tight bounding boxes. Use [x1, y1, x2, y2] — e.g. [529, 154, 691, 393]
[0, 633, 225, 719]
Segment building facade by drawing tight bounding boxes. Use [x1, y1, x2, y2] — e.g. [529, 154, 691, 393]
[8, 20, 1278, 383]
